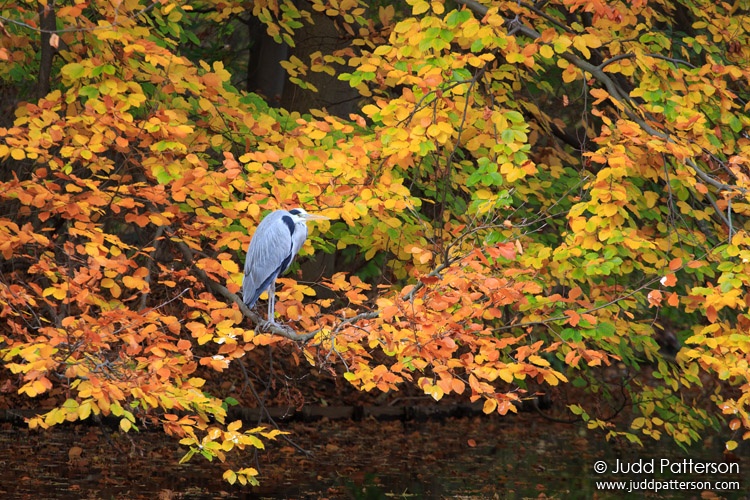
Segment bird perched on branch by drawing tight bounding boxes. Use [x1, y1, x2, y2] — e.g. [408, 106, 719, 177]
[243, 208, 329, 325]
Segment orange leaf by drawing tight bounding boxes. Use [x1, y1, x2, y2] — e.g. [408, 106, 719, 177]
[564, 309, 580, 326]
[451, 378, 465, 394]
[419, 275, 440, 285]
[581, 313, 597, 325]
[647, 290, 662, 307]
[660, 274, 677, 287]
[495, 242, 516, 260]
[706, 305, 718, 323]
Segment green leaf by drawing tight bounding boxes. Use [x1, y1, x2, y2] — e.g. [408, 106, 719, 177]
[79, 86, 100, 99]
[561, 328, 582, 342]
[505, 110, 525, 124]
[445, 9, 471, 28]
[471, 38, 484, 53]
[596, 322, 616, 338]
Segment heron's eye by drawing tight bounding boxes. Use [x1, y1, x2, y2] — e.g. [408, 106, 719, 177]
[289, 209, 303, 216]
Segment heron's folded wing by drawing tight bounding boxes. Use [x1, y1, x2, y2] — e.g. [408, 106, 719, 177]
[242, 211, 293, 306]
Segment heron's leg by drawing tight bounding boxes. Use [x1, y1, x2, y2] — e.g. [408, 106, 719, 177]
[267, 286, 276, 323]
[260, 282, 278, 331]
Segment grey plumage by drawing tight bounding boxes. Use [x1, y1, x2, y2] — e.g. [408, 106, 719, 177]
[242, 208, 329, 324]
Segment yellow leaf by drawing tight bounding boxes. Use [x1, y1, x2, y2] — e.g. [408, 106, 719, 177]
[122, 275, 144, 289]
[44, 408, 64, 426]
[482, 398, 498, 414]
[497, 367, 514, 383]
[43, 285, 68, 300]
[529, 355, 550, 367]
[188, 377, 206, 388]
[572, 36, 591, 58]
[411, 0, 429, 15]
[599, 204, 619, 217]
[308, 128, 326, 140]
[475, 188, 493, 200]
[221, 259, 239, 273]
[78, 402, 92, 420]
[543, 371, 560, 386]
[426, 384, 444, 401]
[582, 33, 602, 48]
[362, 104, 380, 116]
[562, 65, 579, 82]
[553, 37, 572, 53]
[223, 469, 237, 485]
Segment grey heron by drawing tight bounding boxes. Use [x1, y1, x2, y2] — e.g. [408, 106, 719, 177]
[242, 208, 329, 325]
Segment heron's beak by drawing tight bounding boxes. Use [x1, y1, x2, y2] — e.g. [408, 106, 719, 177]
[302, 213, 330, 221]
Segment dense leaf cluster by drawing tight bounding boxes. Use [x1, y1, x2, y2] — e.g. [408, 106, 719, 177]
[1, 0, 749, 483]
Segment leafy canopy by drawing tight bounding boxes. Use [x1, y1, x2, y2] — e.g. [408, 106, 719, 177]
[1, 0, 749, 483]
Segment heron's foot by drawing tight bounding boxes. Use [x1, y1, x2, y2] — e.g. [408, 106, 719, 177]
[260, 319, 279, 331]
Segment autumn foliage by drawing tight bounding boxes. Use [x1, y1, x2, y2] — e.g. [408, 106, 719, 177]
[1, 0, 749, 484]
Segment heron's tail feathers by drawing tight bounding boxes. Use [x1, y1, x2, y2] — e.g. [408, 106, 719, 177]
[242, 268, 281, 308]
[242, 275, 260, 308]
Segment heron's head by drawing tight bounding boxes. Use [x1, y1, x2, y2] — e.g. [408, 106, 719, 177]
[288, 208, 330, 222]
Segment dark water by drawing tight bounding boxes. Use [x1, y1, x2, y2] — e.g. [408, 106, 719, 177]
[0, 415, 746, 499]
